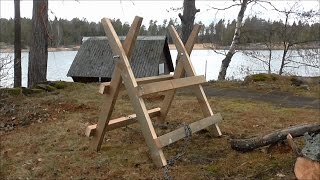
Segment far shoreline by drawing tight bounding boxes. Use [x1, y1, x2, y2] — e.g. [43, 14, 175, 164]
[1, 43, 319, 53]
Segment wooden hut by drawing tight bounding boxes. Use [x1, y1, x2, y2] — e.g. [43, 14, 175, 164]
[67, 36, 174, 83]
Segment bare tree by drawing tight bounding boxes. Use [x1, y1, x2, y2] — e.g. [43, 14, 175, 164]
[28, 0, 49, 88]
[242, 22, 277, 74]
[218, 0, 249, 80]
[0, 55, 13, 87]
[278, 10, 319, 75]
[14, 0, 22, 87]
[258, 1, 320, 75]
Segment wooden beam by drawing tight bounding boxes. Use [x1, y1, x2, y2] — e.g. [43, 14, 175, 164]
[136, 75, 205, 96]
[158, 25, 202, 122]
[168, 25, 222, 136]
[91, 16, 142, 151]
[99, 74, 174, 94]
[101, 17, 167, 167]
[185, 24, 202, 55]
[155, 113, 223, 148]
[86, 108, 161, 137]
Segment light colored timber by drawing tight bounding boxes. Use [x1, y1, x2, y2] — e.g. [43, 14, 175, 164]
[156, 113, 223, 148]
[88, 20, 223, 168]
[168, 25, 222, 136]
[86, 108, 161, 137]
[159, 25, 201, 122]
[101, 17, 167, 167]
[99, 74, 174, 94]
[137, 75, 205, 96]
[91, 16, 143, 151]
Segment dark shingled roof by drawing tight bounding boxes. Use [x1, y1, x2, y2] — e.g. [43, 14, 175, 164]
[67, 36, 174, 79]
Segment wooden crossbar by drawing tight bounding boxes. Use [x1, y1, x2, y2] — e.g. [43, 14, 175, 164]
[136, 75, 205, 96]
[86, 108, 161, 137]
[99, 74, 174, 94]
[155, 113, 222, 148]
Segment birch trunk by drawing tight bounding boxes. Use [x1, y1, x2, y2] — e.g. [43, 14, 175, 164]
[218, 0, 248, 80]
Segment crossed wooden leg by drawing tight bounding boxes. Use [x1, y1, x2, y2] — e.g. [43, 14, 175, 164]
[90, 16, 143, 151]
[159, 25, 222, 136]
[91, 16, 167, 167]
[89, 17, 221, 168]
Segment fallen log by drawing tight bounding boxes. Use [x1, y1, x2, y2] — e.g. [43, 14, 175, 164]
[230, 124, 320, 152]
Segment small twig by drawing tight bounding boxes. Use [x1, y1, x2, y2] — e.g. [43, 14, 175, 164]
[287, 134, 302, 157]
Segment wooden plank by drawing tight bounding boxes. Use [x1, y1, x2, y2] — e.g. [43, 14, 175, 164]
[156, 113, 223, 148]
[158, 25, 202, 122]
[101, 17, 167, 167]
[99, 74, 174, 94]
[85, 108, 161, 137]
[137, 75, 205, 96]
[168, 25, 222, 136]
[91, 16, 143, 151]
[185, 24, 202, 55]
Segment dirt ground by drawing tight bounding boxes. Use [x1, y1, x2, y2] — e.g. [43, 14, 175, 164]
[202, 87, 319, 109]
[1, 78, 319, 179]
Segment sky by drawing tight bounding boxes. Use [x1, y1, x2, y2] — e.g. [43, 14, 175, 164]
[0, 0, 319, 26]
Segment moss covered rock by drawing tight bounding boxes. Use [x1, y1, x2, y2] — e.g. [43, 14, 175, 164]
[243, 73, 279, 84]
[50, 81, 68, 89]
[0, 88, 22, 96]
[35, 84, 57, 92]
[21, 87, 44, 95]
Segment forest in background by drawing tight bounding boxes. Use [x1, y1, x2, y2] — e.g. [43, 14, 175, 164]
[1, 16, 319, 48]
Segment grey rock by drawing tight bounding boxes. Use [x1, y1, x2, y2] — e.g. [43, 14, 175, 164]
[301, 133, 320, 161]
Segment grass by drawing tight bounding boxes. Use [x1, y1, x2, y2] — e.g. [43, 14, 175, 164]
[1, 81, 319, 179]
[206, 74, 320, 98]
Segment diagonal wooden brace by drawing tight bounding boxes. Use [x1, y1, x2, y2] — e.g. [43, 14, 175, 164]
[90, 16, 143, 151]
[159, 25, 202, 122]
[100, 17, 167, 167]
[167, 25, 222, 136]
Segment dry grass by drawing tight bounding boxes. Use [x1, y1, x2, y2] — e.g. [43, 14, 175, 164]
[206, 74, 320, 98]
[1, 82, 319, 179]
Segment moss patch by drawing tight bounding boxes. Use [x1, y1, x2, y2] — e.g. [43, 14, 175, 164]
[50, 81, 68, 89]
[244, 73, 279, 83]
[0, 88, 22, 96]
[34, 84, 57, 92]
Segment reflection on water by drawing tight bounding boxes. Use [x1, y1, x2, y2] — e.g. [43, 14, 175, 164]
[1, 50, 319, 87]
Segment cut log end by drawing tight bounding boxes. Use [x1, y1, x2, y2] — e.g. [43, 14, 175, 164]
[294, 157, 320, 180]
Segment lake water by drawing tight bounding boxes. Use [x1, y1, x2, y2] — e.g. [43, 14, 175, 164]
[0, 49, 319, 87]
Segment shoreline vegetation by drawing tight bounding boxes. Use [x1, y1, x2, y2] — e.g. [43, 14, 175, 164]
[1, 42, 319, 53]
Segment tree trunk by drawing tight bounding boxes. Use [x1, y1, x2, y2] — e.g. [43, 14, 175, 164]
[14, 0, 21, 87]
[279, 46, 288, 75]
[218, 0, 248, 80]
[28, 0, 48, 88]
[179, 0, 200, 44]
[230, 124, 320, 152]
[268, 49, 272, 74]
[278, 13, 290, 75]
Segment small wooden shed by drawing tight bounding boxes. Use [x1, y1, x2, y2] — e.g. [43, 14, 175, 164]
[67, 36, 174, 83]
